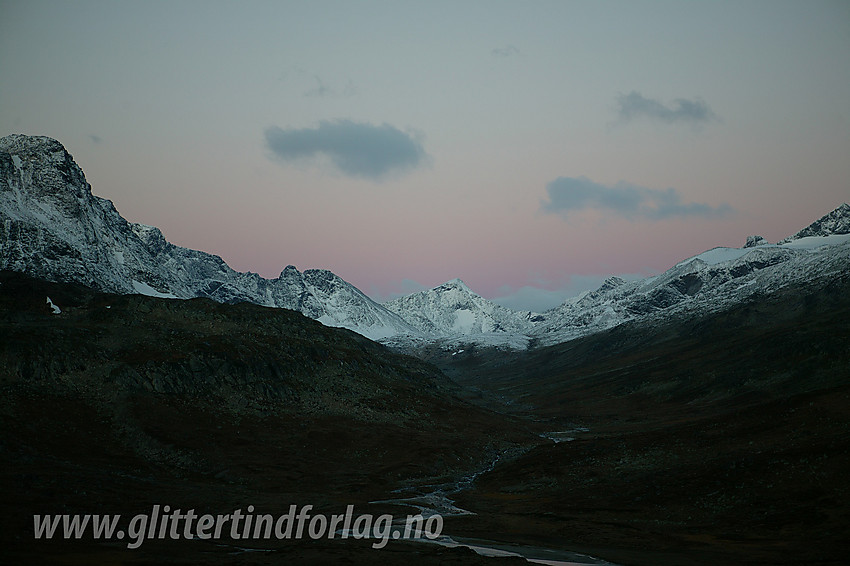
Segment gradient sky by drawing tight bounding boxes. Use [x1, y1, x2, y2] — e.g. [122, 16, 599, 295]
[2, 0, 848, 311]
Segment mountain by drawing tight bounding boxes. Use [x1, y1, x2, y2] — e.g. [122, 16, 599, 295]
[779, 201, 850, 242]
[383, 278, 543, 347]
[530, 207, 850, 345]
[0, 269, 530, 565]
[3, 133, 848, 350]
[445, 267, 850, 566]
[385, 204, 850, 350]
[0, 134, 418, 340]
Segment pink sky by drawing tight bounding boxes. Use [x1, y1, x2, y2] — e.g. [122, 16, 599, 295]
[2, 1, 848, 311]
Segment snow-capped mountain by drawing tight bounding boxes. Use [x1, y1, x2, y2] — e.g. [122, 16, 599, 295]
[779, 202, 850, 242]
[3, 133, 848, 349]
[0, 134, 418, 340]
[384, 278, 542, 335]
[530, 228, 850, 345]
[384, 205, 850, 350]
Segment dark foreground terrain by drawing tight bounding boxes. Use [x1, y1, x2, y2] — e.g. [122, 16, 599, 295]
[435, 273, 850, 565]
[2, 270, 850, 565]
[0, 271, 531, 565]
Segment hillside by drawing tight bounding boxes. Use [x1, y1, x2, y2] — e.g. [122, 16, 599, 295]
[439, 271, 850, 565]
[0, 271, 531, 565]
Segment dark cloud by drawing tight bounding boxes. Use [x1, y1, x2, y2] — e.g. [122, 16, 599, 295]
[264, 120, 428, 181]
[541, 176, 732, 220]
[491, 45, 520, 58]
[616, 91, 720, 125]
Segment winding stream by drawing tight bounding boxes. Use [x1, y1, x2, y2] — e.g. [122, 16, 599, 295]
[213, 432, 619, 564]
[370, 450, 621, 566]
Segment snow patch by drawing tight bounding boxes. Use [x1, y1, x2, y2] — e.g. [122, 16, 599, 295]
[778, 233, 850, 251]
[131, 280, 178, 299]
[452, 309, 476, 332]
[676, 234, 850, 271]
[46, 296, 61, 314]
[678, 247, 753, 267]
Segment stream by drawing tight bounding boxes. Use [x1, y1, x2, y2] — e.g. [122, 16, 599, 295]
[212, 432, 620, 564]
[370, 448, 621, 566]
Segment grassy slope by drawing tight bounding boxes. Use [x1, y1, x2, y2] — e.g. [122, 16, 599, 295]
[0, 271, 531, 565]
[440, 274, 850, 565]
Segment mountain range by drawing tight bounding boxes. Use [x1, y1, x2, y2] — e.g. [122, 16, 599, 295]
[0, 134, 418, 341]
[2, 133, 849, 348]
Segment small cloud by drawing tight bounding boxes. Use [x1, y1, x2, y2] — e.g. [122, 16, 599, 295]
[304, 75, 357, 98]
[491, 45, 520, 58]
[264, 119, 429, 181]
[541, 176, 732, 221]
[615, 91, 720, 126]
[278, 67, 357, 98]
[88, 134, 102, 144]
[304, 76, 332, 97]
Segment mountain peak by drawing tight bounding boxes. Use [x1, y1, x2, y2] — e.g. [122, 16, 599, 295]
[781, 203, 850, 243]
[278, 265, 301, 279]
[599, 276, 626, 292]
[0, 133, 66, 155]
[744, 235, 768, 248]
[437, 278, 473, 293]
[1, 134, 91, 203]
[0, 135, 419, 341]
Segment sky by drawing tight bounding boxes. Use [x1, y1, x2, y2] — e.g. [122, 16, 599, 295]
[2, 0, 848, 311]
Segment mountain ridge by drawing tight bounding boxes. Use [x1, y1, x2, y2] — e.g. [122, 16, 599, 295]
[0, 134, 418, 340]
[2, 133, 848, 348]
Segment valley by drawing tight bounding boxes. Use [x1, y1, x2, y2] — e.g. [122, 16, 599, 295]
[2, 134, 849, 564]
[2, 268, 849, 565]
[437, 273, 850, 565]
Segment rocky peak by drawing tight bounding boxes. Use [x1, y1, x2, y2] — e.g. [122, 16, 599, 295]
[0, 135, 104, 252]
[436, 278, 474, 294]
[599, 276, 626, 292]
[0, 134, 419, 341]
[130, 223, 170, 254]
[744, 235, 768, 248]
[0, 134, 67, 158]
[0, 134, 89, 200]
[780, 203, 850, 243]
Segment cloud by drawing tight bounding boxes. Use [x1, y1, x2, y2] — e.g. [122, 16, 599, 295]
[541, 176, 732, 220]
[264, 120, 428, 181]
[88, 134, 102, 144]
[368, 279, 429, 304]
[492, 273, 651, 312]
[304, 75, 357, 98]
[278, 67, 357, 98]
[491, 45, 520, 58]
[491, 285, 574, 312]
[615, 91, 719, 125]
